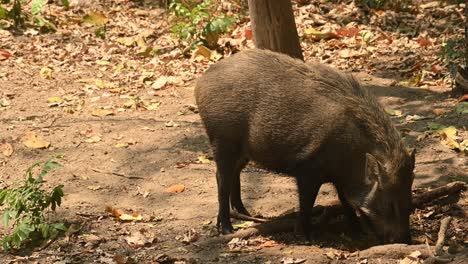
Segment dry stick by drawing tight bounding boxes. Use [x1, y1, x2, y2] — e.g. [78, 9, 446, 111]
[90, 168, 144, 180]
[412, 182, 466, 208]
[230, 211, 269, 223]
[434, 216, 452, 256]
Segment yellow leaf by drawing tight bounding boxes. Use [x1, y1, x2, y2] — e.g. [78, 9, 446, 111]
[144, 102, 160, 111]
[197, 155, 211, 164]
[96, 60, 110, 66]
[385, 108, 403, 117]
[438, 126, 460, 150]
[123, 100, 137, 109]
[40, 67, 53, 79]
[304, 28, 338, 41]
[191, 45, 221, 61]
[232, 221, 254, 230]
[85, 136, 102, 143]
[119, 212, 143, 221]
[91, 109, 114, 117]
[47, 96, 62, 103]
[116, 37, 135, 46]
[460, 140, 468, 152]
[94, 79, 114, 89]
[83, 11, 108, 26]
[166, 184, 185, 193]
[115, 142, 129, 148]
[22, 132, 50, 149]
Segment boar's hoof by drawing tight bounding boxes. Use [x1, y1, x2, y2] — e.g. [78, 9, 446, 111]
[220, 225, 234, 235]
[217, 217, 234, 234]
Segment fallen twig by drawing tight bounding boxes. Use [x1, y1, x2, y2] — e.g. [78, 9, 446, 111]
[434, 216, 452, 256]
[413, 182, 466, 208]
[91, 168, 144, 180]
[230, 211, 269, 223]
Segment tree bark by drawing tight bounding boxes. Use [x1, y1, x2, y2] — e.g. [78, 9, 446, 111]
[247, 0, 304, 60]
[465, 0, 468, 69]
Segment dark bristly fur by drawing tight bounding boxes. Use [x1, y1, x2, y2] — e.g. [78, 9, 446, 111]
[195, 49, 416, 244]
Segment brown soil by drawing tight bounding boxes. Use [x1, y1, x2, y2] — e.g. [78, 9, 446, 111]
[0, 1, 467, 263]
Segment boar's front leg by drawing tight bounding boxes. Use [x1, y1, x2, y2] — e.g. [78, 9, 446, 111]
[292, 162, 322, 241]
[337, 189, 361, 234]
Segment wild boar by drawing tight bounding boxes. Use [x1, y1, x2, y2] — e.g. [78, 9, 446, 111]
[195, 48, 415, 244]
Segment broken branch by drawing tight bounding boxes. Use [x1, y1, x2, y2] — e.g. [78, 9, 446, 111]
[412, 182, 466, 208]
[434, 216, 452, 256]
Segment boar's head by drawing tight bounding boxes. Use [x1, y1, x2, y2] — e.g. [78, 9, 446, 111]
[353, 149, 416, 244]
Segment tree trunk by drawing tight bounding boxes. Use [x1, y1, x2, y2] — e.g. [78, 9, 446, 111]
[247, 0, 303, 60]
[465, 0, 468, 69]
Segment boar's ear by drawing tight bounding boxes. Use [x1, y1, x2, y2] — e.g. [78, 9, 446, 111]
[365, 153, 386, 187]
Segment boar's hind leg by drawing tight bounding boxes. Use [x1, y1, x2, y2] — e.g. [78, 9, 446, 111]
[213, 140, 244, 234]
[292, 163, 322, 241]
[230, 158, 250, 216]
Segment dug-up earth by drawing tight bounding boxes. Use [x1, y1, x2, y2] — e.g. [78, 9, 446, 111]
[0, 0, 467, 263]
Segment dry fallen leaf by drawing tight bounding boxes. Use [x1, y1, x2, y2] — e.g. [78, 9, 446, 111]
[399, 250, 422, 264]
[304, 28, 338, 41]
[197, 154, 211, 164]
[85, 135, 102, 143]
[47, 96, 62, 103]
[438, 126, 460, 150]
[152, 76, 168, 90]
[92, 109, 114, 117]
[119, 212, 143, 221]
[260, 240, 279, 248]
[432, 108, 446, 116]
[385, 108, 403, 117]
[416, 36, 432, 47]
[22, 132, 50, 149]
[191, 45, 222, 61]
[0, 49, 14, 60]
[40, 67, 53, 79]
[106, 206, 123, 218]
[83, 11, 109, 26]
[124, 229, 156, 248]
[0, 142, 13, 157]
[165, 120, 178, 127]
[87, 185, 102, 191]
[166, 184, 185, 193]
[115, 142, 129, 148]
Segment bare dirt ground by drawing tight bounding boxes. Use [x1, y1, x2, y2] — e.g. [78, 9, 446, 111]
[0, 1, 467, 263]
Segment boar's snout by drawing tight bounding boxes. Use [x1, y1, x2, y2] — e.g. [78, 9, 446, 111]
[382, 230, 411, 244]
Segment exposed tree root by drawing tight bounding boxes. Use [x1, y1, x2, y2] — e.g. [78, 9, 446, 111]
[356, 244, 433, 259]
[435, 216, 452, 256]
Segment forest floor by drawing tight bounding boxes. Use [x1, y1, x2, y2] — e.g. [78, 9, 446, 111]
[0, 0, 467, 263]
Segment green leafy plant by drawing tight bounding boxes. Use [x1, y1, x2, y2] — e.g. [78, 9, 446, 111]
[0, 0, 69, 29]
[0, 155, 67, 252]
[169, 0, 236, 49]
[0, 0, 24, 27]
[441, 38, 462, 61]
